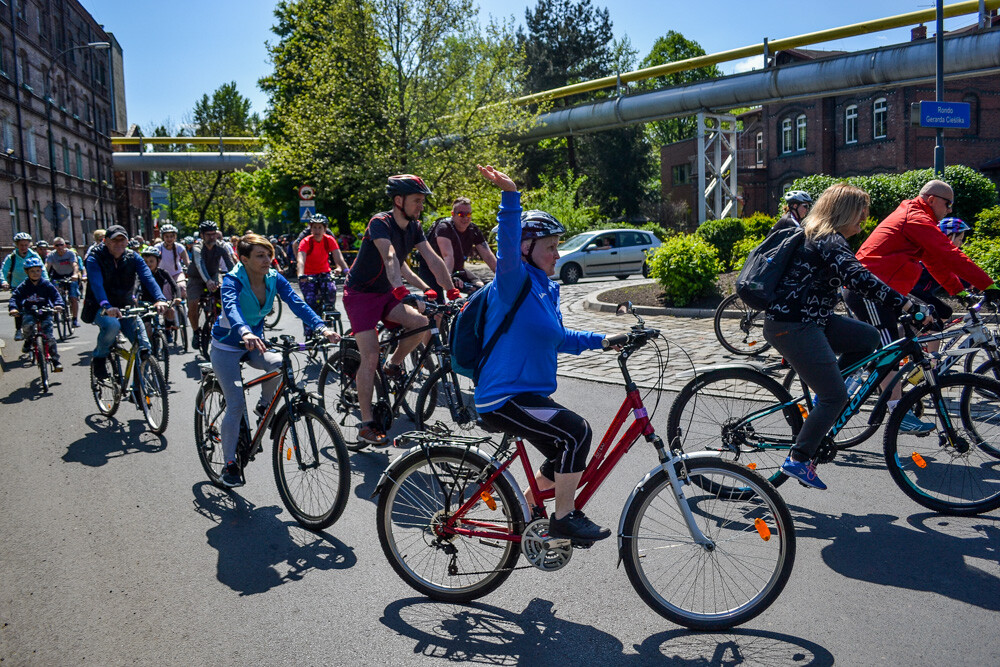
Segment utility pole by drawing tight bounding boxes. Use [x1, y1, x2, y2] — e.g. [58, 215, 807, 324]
[934, 0, 946, 176]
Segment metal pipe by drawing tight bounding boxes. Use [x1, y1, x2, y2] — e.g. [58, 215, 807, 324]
[112, 152, 265, 172]
[934, 0, 946, 175]
[513, 0, 1000, 106]
[110, 137, 261, 145]
[524, 30, 1000, 141]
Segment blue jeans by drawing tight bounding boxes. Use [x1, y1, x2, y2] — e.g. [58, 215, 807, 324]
[92, 312, 150, 359]
[22, 313, 58, 359]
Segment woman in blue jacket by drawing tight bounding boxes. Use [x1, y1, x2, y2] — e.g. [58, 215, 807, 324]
[475, 165, 613, 544]
[211, 233, 340, 488]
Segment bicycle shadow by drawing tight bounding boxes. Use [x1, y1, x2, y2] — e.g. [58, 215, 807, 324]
[62, 414, 167, 467]
[182, 357, 205, 382]
[789, 505, 1000, 611]
[380, 597, 834, 665]
[0, 378, 56, 402]
[191, 482, 357, 596]
[349, 449, 393, 504]
[829, 447, 886, 472]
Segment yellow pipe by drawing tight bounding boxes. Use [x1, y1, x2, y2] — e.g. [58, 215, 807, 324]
[111, 137, 262, 145]
[515, 0, 1000, 106]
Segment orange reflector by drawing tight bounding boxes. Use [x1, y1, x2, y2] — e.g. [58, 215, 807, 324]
[286, 447, 292, 461]
[911, 452, 927, 468]
[798, 405, 809, 419]
[480, 491, 496, 510]
[748, 341, 757, 347]
[747, 463, 757, 470]
[754, 518, 771, 541]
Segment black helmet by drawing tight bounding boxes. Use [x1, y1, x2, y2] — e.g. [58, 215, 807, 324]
[784, 190, 813, 205]
[520, 210, 565, 240]
[309, 213, 329, 226]
[199, 220, 218, 233]
[386, 174, 432, 198]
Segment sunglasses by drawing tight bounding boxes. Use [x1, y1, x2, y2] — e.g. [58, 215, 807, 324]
[55, 243, 66, 247]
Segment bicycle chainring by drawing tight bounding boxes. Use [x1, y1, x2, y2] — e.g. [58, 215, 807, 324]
[520, 519, 573, 572]
[815, 436, 838, 464]
[373, 401, 393, 433]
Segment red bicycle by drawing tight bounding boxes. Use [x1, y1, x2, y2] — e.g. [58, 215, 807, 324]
[374, 304, 795, 630]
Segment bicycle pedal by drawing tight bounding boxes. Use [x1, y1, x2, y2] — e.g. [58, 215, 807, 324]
[543, 538, 572, 550]
[571, 540, 596, 550]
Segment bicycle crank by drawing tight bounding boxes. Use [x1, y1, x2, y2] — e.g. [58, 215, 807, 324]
[520, 519, 573, 571]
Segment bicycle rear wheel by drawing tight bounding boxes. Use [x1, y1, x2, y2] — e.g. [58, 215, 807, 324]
[884, 373, 1000, 515]
[36, 341, 49, 392]
[319, 347, 369, 451]
[667, 368, 802, 489]
[376, 445, 524, 602]
[272, 403, 351, 530]
[264, 297, 282, 330]
[781, 366, 881, 450]
[137, 355, 169, 434]
[714, 294, 771, 356]
[194, 380, 227, 486]
[91, 356, 121, 416]
[620, 458, 795, 631]
[152, 331, 170, 382]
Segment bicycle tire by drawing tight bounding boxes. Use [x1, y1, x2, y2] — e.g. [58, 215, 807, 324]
[621, 458, 795, 630]
[713, 294, 771, 356]
[137, 355, 169, 434]
[883, 372, 1000, 515]
[91, 355, 121, 416]
[63, 311, 73, 339]
[198, 321, 212, 359]
[37, 341, 49, 392]
[153, 331, 170, 382]
[318, 347, 389, 451]
[667, 368, 802, 490]
[376, 445, 524, 602]
[414, 367, 486, 437]
[194, 380, 226, 486]
[781, 365, 881, 450]
[272, 402, 351, 530]
[264, 296, 283, 330]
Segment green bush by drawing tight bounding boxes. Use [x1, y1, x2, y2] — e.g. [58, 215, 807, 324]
[741, 212, 777, 239]
[963, 239, 1000, 282]
[731, 235, 764, 274]
[522, 173, 601, 238]
[973, 205, 1000, 239]
[646, 234, 720, 307]
[695, 217, 745, 271]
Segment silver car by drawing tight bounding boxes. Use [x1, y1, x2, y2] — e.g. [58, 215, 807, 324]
[554, 229, 661, 284]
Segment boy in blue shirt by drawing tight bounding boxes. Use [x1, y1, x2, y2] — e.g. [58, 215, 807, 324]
[8, 256, 64, 371]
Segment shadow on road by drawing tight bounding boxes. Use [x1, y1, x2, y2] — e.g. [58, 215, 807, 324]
[350, 449, 392, 504]
[790, 506, 1000, 611]
[191, 482, 357, 596]
[380, 597, 834, 665]
[62, 414, 166, 466]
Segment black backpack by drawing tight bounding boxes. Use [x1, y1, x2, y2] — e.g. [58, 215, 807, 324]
[735, 227, 805, 310]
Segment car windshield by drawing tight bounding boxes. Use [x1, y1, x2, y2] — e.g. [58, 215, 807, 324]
[559, 233, 597, 253]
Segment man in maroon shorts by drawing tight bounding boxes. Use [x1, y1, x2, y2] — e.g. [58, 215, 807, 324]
[343, 174, 458, 445]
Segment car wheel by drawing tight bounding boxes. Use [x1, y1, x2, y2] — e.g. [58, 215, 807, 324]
[641, 261, 650, 278]
[560, 263, 582, 285]
[615, 274, 630, 280]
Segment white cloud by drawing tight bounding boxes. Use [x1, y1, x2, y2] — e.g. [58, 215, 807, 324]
[721, 55, 764, 76]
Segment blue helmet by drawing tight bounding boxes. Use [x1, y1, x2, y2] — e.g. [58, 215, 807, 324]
[23, 256, 44, 269]
[938, 217, 970, 235]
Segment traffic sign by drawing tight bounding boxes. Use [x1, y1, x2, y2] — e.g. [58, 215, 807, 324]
[44, 202, 69, 224]
[912, 101, 971, 129]
[299, 201, 316, 222]
[298, 185, 316, 200]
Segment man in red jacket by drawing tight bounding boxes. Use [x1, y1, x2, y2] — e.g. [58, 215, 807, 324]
[844, 179, 999, 431]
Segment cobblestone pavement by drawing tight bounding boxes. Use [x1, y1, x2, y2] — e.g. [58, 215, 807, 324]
[555, 277, 779, 390]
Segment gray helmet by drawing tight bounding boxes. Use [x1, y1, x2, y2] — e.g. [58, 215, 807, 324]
[520, 210, 565, 240]
[160, 223, 178, 234]
[14, 232, 31, 242]
[309, 213, 329, 226]
[784, 190, 813, 205]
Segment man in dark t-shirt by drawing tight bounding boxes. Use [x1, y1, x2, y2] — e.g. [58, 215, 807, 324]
[417, 196, 497, 302]
[343, 174, 457, 445]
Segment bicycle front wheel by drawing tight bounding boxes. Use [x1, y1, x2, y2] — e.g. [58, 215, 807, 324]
[194, 380, 226, 486]
[137, 355, 169, 434]
[884, 373, 1000, 515]
[714, 294, 771, 356]
[272, 403, 351, 530]
[667, 368, 802, 488]
[376, 445, 524, 602]
[152, 331, 170, 382]
[91, 357, 121, 416]
[264, 297, 282, 330]
[37, 343, 49, 392]
[621, 458, 795, 631]
[414, 367, 488, 438]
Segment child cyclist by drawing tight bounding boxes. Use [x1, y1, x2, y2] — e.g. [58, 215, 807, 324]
[8, 256, 65, 371]
[139, 246, 181, 333]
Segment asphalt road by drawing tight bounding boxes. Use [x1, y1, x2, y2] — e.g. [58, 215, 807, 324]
[1, 285, 999, 666]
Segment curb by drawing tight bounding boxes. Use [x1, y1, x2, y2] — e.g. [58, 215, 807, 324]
[582, 284, 716, 318]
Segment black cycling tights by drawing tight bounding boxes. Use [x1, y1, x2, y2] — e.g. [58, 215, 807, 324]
[480, 393, 592, 479]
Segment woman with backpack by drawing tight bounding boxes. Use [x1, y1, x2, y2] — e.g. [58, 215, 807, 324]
[473, 164, 615, 544]
[762, 183, 931, 490]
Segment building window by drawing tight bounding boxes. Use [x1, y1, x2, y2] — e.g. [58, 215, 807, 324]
[845, 105, 858, 144]
[755, 132, 764, 165]
[62, 139, 70, 173]
[17, 50, 28, 86]
[75, 144, 82, 178]
[24, 124, 36, 163]
[0, 35, 6, 72]
[873, 98, 888, 139]
[32, 200, 42, 239]
[1, 115, 13, 151]
[10, 197, 19, 235]
[781, 118, 793, 154]
[672, 163, 692, 186]
[795, 114, 807, 151]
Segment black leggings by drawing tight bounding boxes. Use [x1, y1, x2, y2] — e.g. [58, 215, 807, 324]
[480, 394, 592, 479]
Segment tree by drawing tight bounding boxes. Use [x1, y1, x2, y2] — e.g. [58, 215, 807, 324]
[639, 31, 721, 147]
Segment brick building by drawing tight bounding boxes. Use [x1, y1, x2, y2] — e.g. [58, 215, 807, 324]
[0, 0, 149, 252]
[662, 19, 1000, 225]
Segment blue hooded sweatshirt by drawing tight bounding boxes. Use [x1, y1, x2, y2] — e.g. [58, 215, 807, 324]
[474, 190, 604, 412]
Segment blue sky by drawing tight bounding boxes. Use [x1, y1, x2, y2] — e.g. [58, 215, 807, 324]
[85, 0, 979, 135]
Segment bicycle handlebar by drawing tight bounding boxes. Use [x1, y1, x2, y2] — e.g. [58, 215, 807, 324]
[603, 327, 661, 352]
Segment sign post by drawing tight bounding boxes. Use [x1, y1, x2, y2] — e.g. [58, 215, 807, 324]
[298, 184, 316, 225]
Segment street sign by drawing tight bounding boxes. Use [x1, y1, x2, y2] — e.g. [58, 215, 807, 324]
[43, 202, 69, 224]
[298, 185, 316, 200]
[299, 201, 316, 222]
[912, 101, 971, 129]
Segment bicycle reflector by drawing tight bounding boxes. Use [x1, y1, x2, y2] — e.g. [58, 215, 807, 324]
[911, 452, 928, 468]
[480, 491, 496, 511]
[754, 518, 771, 541]
[287, 447, 293, 461]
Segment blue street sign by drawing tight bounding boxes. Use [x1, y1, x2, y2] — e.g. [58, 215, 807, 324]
[299, 201, 316, 222]
[918, 101, 971, 129]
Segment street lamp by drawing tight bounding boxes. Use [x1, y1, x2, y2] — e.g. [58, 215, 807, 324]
[45, 41, 111, 238]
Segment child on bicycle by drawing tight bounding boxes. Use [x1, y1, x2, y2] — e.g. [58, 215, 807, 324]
[474, 164, 615, 543]
[8, 256, 64, 371]
[139, 246, 180, 331]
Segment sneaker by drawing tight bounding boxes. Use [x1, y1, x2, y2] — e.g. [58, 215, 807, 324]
[14, 330, 23, 341]
[780, 457, 827, 490]
[92, 357, 109, 380]
[548, 510, 612, 543]
[52, 359, 63, 372]
[899, 411, 935, 435]
[383, 362, 405, 381]
[358, 422, 388, 447]
[72, 319, 80, 328]
[192, 330, 201, 349]
[220, 461, 244, 488]
[254, 403, 269, 420]
[22, 341, 31, 354]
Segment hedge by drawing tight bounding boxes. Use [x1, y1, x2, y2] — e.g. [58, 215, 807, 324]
[646, 234, 720, 307]
[973, 205, 1000, 239]
[695, 217, 745, 271]
[963, 239, 1000, 282]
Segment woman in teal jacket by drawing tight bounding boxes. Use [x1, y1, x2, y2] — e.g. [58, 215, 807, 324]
[475, 165, 613, 544]
[211, 233, 340, 488]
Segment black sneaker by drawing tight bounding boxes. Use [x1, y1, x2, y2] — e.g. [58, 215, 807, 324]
[52, 359, 63, 372]
[254, 403, 268, 420]
[92, 357, 109, 380]
[192, 330, 201, 350]
[220, 461, 244, 488]
[22, 341, 31, 354]
[548, 510, 612, 543]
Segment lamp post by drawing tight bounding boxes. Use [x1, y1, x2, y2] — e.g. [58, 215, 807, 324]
[45, 41, 110, 238]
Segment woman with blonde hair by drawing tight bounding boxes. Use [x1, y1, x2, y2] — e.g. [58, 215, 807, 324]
[762, 183, 931, 490]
